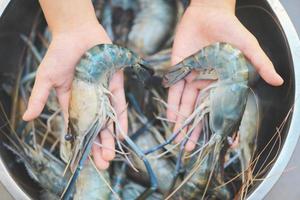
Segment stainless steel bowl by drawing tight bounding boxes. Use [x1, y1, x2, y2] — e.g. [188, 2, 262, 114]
[0, 0, 299, 199]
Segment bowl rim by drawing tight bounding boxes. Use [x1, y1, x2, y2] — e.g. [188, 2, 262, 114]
[0, 0, 10, 18]
[0, 0, 300, 199]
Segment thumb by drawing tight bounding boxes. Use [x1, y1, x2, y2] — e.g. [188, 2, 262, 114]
[22, 73, 52, 121]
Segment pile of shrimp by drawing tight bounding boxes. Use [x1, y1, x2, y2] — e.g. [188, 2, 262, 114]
[0, 1, 289, 200]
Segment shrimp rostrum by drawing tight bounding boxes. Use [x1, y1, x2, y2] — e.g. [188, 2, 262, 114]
[146, 42, 258, 199]
[61, 44, 159, 199]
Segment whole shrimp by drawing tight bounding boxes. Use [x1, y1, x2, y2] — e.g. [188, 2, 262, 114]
[151, 42, 257, 199]
[66, 44, 151, 172]
[127, 0, 182, 56]
[62, 44, 155, 199]
[0, 120, 68, 198]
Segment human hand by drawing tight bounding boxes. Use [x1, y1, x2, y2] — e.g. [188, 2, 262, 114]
[167, 0, 284, 151]
[22, 0, 126, 170]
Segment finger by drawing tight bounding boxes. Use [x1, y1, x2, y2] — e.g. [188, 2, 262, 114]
[185, 123, 202, 151]
[237, 33, 283, 86]
[189, 79, 213, 90]
[100, 122, 115, 161]
[22, 73, 52, 121]
[92, 137, 109, 170]
[184, 71, 199, 83]
[174, 83, 198, 143]
[56, 87, 71, 126]
[167, 80, 185, 122]
[109, 71, 128, 139]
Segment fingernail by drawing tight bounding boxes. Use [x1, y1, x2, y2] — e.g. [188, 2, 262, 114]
[278, 75, 284, 84]
[22, 110, 29, 121]
[275, 73, 284, 85]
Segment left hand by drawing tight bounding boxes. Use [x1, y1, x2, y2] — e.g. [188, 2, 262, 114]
[22, 0, 126, 170]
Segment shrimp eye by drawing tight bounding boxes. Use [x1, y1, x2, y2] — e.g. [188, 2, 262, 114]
[65, 133, 73, 141]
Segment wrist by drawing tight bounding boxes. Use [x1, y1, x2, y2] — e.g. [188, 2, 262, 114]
[51, 22, 111, 53]
[39, 0, 104, 37]
[51, 17, 101, 36]
[189, 0, 236, 13]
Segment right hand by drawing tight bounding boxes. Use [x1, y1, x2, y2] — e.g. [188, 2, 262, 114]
[167, 0, 283, 151]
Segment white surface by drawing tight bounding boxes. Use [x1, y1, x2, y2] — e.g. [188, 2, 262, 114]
[0, 0, 10, 17]
[0, 184, 13, 200]
[281, 0, 300, 34]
